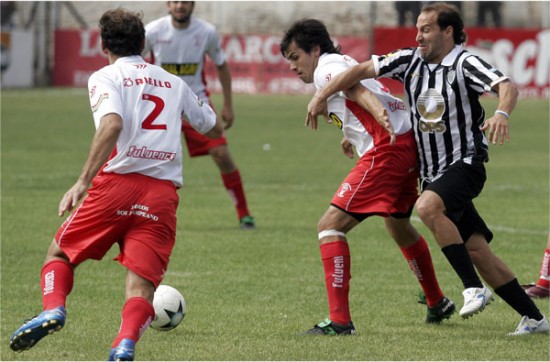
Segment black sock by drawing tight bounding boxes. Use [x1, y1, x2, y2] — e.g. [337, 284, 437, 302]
[441, 244, 483, 289]
[495, 278, 544, 321]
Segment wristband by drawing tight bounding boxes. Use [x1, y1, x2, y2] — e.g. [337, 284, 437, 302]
[495, 110, 510, 120]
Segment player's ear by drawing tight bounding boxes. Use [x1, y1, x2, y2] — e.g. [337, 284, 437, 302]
[140, 38, 145, 54]
[313, 45, 321, 57]
[100, 40, 108, 55]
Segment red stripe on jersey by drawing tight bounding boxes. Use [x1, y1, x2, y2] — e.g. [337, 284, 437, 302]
[345, 99, 391, 147]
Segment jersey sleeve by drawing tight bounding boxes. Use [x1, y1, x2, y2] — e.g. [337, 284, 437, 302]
[462, 54, 508, 95]
[88, 70, 123, 128]
[373, 48, 416, 82]
[180, 83, 217, 134]
[314, 56, 350, 100]
[205, 26, 226, 66]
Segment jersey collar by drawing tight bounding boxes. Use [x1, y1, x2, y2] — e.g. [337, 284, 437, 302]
[440, 45, 463, 67]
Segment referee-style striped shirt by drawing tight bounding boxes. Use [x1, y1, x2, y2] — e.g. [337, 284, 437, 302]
[372, 45, 509, 182]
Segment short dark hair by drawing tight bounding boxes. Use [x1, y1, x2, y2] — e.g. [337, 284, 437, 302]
[98, 8, 145, 56]
[280, 18, 341, 56]
[422, 2, 467, 44]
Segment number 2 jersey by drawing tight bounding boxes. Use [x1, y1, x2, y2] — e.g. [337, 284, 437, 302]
[314, 53, 411, 157]
[88, 55, 217, 187]
[144, 15, 226, 101]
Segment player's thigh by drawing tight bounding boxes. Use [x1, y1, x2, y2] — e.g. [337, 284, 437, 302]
[55, 176, 134, 264]
[119, 182, 178, 288]
[318, 205, 360, 233]
[423, 160, 486, 221]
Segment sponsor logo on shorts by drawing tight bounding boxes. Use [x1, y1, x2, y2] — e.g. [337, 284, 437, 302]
[116, 204, 159, 221]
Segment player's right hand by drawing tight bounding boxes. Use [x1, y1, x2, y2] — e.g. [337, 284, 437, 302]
[58, 180, 88, 216]
[306, 93, 328, 130]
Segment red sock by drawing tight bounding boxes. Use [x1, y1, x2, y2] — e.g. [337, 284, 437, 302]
[320, 241, 351, 325]
[111, 297, 154, 347]
[536, 248, 550, 289]
[221, 170, 250, 220]
[41, 260, 74, 310]
[400, 236, 444, 308]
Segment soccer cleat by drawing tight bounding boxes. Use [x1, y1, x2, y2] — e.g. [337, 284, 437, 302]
[508, 316, 549, 336]
[108, 338, 135, 361]
[417, 291, 427, 305]
[459, 286, 494, 319]
[524, 285, 550, 299]
[426, 296, 456, 324]
[302, 318, 356, 335]
[239, 215, 256, 230]
[10, 306, 66, 352]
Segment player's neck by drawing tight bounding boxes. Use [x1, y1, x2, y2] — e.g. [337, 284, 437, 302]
[171, 18, 191, 30]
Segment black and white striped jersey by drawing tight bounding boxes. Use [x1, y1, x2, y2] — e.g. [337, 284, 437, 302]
[372, 45, 509, 182]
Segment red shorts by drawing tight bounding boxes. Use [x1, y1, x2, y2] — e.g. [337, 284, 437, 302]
[55, 173, 178, 287]
[182, 121, 227, 157]
[331, 131, 419, 218]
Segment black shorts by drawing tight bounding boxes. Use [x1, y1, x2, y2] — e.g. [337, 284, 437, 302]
[420, 160, 493, 243]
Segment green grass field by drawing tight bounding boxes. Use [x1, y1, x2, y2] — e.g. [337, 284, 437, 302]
[1, 88, 549, 361]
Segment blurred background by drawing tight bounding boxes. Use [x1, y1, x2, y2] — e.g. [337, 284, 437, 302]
[1, 1, 549, 97]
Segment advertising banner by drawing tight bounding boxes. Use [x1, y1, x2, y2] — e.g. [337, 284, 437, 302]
[203, 34, 369, 95]
[53, 28, 549, 98]
[53, 29, 108, 87]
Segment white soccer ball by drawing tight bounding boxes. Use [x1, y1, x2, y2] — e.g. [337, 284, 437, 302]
[150, 285, 186, 331]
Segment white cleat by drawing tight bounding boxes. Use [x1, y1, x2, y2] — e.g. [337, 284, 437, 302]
[459, 286, 494, 319]
[508, 316, 549, 336]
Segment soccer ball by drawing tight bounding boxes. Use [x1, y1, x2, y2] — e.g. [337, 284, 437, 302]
[150, 285, 186, 331]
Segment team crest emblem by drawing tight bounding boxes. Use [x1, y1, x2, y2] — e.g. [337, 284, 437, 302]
[337, 183, 352, 197]
[446, 70, 456, 85]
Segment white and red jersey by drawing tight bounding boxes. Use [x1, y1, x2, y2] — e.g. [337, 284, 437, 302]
[314, 53, 411, 157]
[88, 55, 217, 187]
[144, 15, 226, 100]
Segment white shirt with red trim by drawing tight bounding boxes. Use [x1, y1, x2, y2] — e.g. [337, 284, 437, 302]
[314, 53, 411, 157]
[88, 55, 217, 187]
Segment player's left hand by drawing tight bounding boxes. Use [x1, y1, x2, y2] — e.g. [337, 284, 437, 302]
[480, 114, 510, 145]
[221, 105, 234, 129]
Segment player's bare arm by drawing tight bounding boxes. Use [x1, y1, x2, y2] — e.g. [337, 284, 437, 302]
[58, 114, 122, 216]
[344, 83, 395, 145]
[217, 62, 234, 129]
[480, 80, 518, 145]
[306, 61, 376, 129]
[203, 116, 224, 139]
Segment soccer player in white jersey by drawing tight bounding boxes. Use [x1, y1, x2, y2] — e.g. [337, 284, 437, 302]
[280, 19, 455, 335]
[9, 8, 222, 360]
[306, 2, 548, 336]
[144, 1, 255, 229]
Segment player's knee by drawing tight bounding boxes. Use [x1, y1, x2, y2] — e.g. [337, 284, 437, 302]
[317, 229, 347, 245]
[415, 198, 438, 224]
[209, 146, 236, 172]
